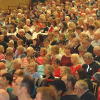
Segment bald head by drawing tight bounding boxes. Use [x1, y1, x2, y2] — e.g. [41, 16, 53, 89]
[0, 89, 9, 100]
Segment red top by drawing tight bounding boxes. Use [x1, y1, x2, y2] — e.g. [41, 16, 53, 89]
[98, 87, 100, 100]
[0, 54, 5, 60]
[70, 64, 82, 75]
[60, 55, 72, 66]
[48, 25, 54, 33]
[54, 67, 61, 77]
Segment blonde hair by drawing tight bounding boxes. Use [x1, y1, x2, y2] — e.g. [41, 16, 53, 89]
[75, 80, 88, 90]
[45, 64, 54, 74]
[6, 47, 13, 54]
[83, 52, 93, 60]
[60, 66, 71, 76]
[13, 58, 22, 66]
[71, 54, 81, 64]
[51, 45, 59, 54]
[68, 22, 76, 30]
[26, 47, 34, 53]
[17, 45, 24, 53]
[0, 45, 4, 53]
[28, 62, 38, 72]
[36, 86, 57, 100]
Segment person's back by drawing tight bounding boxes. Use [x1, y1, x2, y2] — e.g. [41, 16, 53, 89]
[61, 95, 80, 100]
[80, 90, 96, 100]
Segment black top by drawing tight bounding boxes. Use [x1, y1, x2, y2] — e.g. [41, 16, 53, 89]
[61, 95, 80, 100]
[80, 90, 96, 100]
[82, 61, 100, 79]
[94, 56, 100, 63]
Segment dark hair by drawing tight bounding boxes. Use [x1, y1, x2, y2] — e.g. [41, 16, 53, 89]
[55, 59, 60, 65]
[77, 69, 87, 79]
[88, 25, 95, 30]
[76, 26, 83, 32]
[67, 75, 76, 89]
[21, 76, 36, 98]
[2, 73, 13, 85]
[48, 79, 66, 95]
[61, 21, 68, 33]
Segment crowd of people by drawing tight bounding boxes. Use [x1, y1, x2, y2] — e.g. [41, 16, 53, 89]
[0, 0, 100, 100]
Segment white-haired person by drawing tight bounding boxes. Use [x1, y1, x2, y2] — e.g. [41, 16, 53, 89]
[82, 52, 100, 79]
[91, 28, 100, 47]
[93, 46, 100, 64]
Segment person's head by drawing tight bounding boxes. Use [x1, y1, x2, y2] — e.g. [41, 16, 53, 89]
[87, 17, 95, 25]
[0, 45, 4, 53]
[0, 35, 4, 42]
[48, 79, 66, 96]
[17, 45, 24, 55]
[78, 46, 87, 56]
[27, 62, 38, 73]
[7, 40, 14, 48]
[67, 32, 76, 40]
[77, 17, 84, 26]
[71, 38, 80, 47]
[2, 73, 13, 85]
[60, 66, 71, 77]
[83, 52, 94, 64]
[26, 47, 34, 56]
[81, 38, 92, 48]
[94, 21, 100, 29]
[40, 48, 47, 56]
[19, 76, 35, 98]
[44, 64, 54, 76]
[74, 80, 88, 97]
[13, 69, 24, 81]
[88, 25, 95, 32]
[35, 86, 57, 100]
[52, 59, 60, 68]
[93, 72, 100, 83]
[18, 29, 25, 36]
[65, 16, 70, 22]
[6, 52, 13, 61]
[51, 46, 59, 55]
[64, 46, 71, 55]
[12, 75, 24, 96]
[79, 33, 89, 42]
[93, 46, 100, 56]
[64, 75, 76, 91]
[32, 39, 37, 46]
[76, 26, 83, 34]
[75, 69, 86, 80]
[0, 62, 5, 70]
[13, 58, 22, 70]
[13, 76, 35, 98]
[94, 28, 100, 40]
[0, 89, 9, 100]
[43, 40, 50, 47]
[26, 19, 31, 26]
[6, 47, 13, 54]
[17, 39, 24, 46]
[68, 22, 76, 30]
[71, 54, 80, 65]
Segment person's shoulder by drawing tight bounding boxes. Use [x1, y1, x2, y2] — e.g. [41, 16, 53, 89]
[81, 91, 96, 100]
[61, 95, 80, 100]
